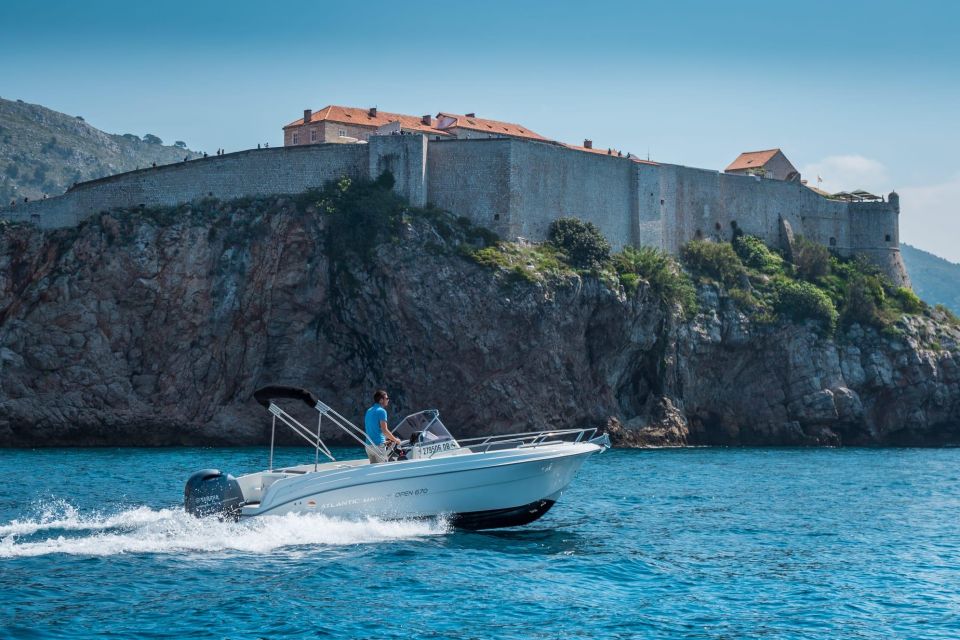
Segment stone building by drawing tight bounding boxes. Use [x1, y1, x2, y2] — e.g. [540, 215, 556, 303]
[283, 106, 450, 145]
[283, 106, 547, 146]
[725, 148, 801, 182]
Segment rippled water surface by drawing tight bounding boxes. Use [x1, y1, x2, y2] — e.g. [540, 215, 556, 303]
[2, 447, 959, 639]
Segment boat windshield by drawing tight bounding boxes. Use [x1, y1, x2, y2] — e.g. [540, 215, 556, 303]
[392, 410, 455, 444]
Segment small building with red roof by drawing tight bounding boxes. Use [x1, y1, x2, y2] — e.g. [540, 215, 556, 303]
[725, 148, 800, 182]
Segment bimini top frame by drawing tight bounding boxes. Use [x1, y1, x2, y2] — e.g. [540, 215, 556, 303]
[253, 385, 370, 471]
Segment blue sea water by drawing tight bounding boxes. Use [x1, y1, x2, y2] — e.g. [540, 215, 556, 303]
[1, 447, 959, 639]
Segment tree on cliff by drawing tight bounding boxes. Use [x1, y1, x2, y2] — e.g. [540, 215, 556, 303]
[143, 134, 163, 145]
[548, 217, 611, 269]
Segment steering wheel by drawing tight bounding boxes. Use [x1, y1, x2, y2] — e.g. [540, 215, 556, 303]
[386, 441, 408, 461]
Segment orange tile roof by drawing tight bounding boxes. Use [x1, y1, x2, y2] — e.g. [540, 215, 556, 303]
[284, 105, 450, 136]
[725, 148, 782, 172]
[436, 112, 547, 141]
[562, 143, 658, 165]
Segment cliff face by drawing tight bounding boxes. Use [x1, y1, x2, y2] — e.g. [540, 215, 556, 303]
[1, 196, 958, 447]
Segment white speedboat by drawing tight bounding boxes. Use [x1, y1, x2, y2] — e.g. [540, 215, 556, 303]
[184, 386, 609, 530]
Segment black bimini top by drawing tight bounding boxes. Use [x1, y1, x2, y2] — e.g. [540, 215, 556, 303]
[253, 385, 320, 410]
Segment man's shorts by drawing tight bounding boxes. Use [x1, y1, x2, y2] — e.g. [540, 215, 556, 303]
[365, 444, 387, 463]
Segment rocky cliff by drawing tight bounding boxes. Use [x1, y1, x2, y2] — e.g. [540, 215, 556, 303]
[1, 187, 958, 447]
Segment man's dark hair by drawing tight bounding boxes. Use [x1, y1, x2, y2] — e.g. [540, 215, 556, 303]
[373, 389, 388, 403]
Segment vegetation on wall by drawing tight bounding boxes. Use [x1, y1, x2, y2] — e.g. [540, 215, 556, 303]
[464, 215, 697, 317]
[680, 233, 929, 335]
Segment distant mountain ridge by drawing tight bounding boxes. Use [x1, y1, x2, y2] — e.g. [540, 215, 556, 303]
[901, 243, 960, 315]
[0, 97, 200, 204]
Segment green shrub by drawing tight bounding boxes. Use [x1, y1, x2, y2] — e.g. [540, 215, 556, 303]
[839, 275, 883, 328]
[619, 271, 640, 293]
[791, 236, 831, 281]
[893, 287, 924, 314]
[613, 246, 697, 315]
[733, 234, 783, 274]
[680, 240, 745, 287]
[772, 278, 838, 331]
[469, 242, 572, 283]
[547, 217, 611, 269]
[728, 287, 761, 311]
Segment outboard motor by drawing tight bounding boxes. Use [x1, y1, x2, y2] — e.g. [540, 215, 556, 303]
[184, 469, 244, 521]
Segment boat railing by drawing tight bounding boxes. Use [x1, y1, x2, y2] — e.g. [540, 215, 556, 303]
[457, 427, 600, 454]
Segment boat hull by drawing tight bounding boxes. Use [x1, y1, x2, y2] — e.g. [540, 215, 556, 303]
[450, 498, 556, 530]
[240, 443, 598, 529]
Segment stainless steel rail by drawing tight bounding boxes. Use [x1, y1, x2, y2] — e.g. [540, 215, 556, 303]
[457, 427, 599, 453]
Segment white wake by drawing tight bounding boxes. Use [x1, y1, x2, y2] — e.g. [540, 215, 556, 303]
[0, 500, 449, 558]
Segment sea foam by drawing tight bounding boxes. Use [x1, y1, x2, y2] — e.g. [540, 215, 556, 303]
[0, 500, 449, 558]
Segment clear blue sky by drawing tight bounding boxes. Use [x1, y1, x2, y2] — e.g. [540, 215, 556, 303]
[3, 0, 958, 259]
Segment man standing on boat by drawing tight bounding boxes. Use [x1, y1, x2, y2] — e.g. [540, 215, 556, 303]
[364, 389, 402, 463]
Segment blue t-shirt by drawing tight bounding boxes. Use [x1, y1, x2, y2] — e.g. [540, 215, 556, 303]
[364, 404, 388, 446]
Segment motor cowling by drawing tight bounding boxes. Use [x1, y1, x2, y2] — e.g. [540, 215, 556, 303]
[184, 469, 244, 521]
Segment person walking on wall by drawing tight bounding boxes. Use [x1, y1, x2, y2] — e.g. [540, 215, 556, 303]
[364, 389, 401, 463]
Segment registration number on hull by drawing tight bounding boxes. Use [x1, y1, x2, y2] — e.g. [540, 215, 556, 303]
[417, 441, 457, 456]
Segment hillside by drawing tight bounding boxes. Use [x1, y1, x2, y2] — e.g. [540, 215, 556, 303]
[902, 243, 960, 315]
[0, 97, 200, 204]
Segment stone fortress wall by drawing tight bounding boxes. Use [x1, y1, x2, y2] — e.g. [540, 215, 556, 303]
[1, 134, 908, 286]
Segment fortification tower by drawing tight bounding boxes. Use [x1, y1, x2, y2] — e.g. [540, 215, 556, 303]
[846, 190, 910, 287]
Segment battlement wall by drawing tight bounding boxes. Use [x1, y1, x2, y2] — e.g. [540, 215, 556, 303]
[368, 135, 428, 206]
[427, 139, 513, 237]
[506, 140, 637, 249]
[0, 144, 370, 228]
[0, 134, 907, 285]
[658, 164, 853, 252]
[653, 163, 907, 285]
[427, 138, 638, 249]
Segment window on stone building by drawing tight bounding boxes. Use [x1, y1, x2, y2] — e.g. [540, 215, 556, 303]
[830, 237, 836, 246]
[310, 129, 318, 143]
[885, 234, 891, 242]
[292, 132, 299, 145]
[339, 129, 347, 137]
[494, 214, 500, 221]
